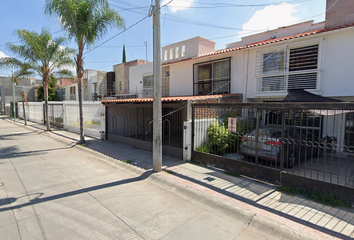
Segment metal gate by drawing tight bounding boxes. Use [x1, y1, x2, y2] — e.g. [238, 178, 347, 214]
[192, 102, 354, 202]
[106, 103, 185, 158]
[47, 103, 64, 128]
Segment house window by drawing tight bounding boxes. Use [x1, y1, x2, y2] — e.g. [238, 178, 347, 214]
[164, 50, 168, 61]
[93, 83, 97, 93]
[170, 48, 173, 60]
[59, 88, 65, 101]
[181, 45, 186, 57]
[256, 43, 319, 92]
[162, 66, 170, 96]
[143, 75, 153, 97]
[69, 86, 76, 100]
[193, 58, 231, 95]
[70, 86, 75, 94]
[175, 47, 179, 58]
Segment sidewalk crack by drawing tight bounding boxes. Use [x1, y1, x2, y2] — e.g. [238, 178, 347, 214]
[247, 213, 256, 227]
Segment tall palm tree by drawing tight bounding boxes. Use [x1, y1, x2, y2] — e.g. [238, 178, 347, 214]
[45, 0, 125, 144]
[0, 28, 75, 131]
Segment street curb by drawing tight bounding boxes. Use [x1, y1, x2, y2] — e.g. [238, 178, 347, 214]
[4, 118, 316, 240]
[147, 172, 315, 240]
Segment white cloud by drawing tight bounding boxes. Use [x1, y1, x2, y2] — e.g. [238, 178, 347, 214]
[0, 51, 9, 59]
[162, 0, 194, 12]
[239, 3, 300, 37]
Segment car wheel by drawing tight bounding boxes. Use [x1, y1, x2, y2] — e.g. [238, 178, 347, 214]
[286, 151, 296, 168]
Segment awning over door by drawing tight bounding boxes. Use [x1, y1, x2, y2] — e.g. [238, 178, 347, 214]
[281, 89, 342, 102]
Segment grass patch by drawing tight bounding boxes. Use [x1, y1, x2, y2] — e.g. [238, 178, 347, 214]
[196, 143, 209, 153]
[224, 170, 240, 178]
[278, 185, 352, 208]
[190, 158, 201, 165]
[78, 143, 87, 147]
[163, 169, 175, 175]
[123, 159, 133, 164]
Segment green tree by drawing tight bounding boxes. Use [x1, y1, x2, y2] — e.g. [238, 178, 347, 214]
[0, 28, 75, 131]
[45, 0, 125, 144]
[37, 75, 60, 101]
[122, 44, 126, 63]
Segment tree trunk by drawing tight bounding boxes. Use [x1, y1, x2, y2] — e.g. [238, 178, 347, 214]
[77, 42, 85, 144]
[22, 100, 27, 126]
[44, 76, 51, 131]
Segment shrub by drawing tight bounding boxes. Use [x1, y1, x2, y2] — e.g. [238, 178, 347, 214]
[225, 118, 256, 153]
[207, 122, 229, 155]
[196, 143, 210, 153]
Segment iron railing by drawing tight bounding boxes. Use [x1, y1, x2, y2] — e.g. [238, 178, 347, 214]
[192, 102, 354, 199]
[108, 106, 184, 148]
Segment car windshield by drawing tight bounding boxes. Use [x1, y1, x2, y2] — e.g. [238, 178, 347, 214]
[249, 126, 318, 139]
[250, 128, 281, 137]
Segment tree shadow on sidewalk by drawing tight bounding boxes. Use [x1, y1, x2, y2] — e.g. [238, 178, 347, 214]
[166, 168, 353, 240]
[0, 145, 75, 160]
[0, 171, 153, 213]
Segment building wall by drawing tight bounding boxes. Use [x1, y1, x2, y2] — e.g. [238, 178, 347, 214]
[113, 64, 124, 94]
[226, 21, 324, 48]
[325, 0, 354, 29]
[169, 60, 193, 96]
[97, 71, 107, 98]
[244, 26, 354, 101]
[168, 51, 245, 97]
[113, 60, 149, 96]
[129, 62, 153, 97]
[320, 27, 354, 98]
[245, 35, 321, 100]
[0, 76, 39, 104]
[84, 69, 107, 101]
[162, 37, 215, 63]
[130, 50, 245, 98]
[60, 82, 78, 101]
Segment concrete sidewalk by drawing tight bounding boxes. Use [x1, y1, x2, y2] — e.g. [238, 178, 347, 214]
[2, 116, 354, 239]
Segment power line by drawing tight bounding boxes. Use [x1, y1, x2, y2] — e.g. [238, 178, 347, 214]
[85, 0, 175, 56]
[0, 13, 44, 42]
[164, 0, 313, 8]
[84, 15, 150, 56]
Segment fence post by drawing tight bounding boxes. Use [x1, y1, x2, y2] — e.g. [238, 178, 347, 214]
[280, 108, 286, 184]
[191, 104, 195, 161]
[254, 109, 260, 176]
[63, 101, 67, 128]
[42, 101, 45, 124]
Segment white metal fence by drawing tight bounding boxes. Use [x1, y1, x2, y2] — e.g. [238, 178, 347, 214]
[17, 101, 105, 139]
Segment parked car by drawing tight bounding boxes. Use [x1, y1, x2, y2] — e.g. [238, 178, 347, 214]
[238, 126, 322, 168]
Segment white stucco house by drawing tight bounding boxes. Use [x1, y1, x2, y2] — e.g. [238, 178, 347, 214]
[82, 69, 107, 101]
[124, 0, 354, 155]
[130, 20, 354, 102]
[57, 69, 107, 101]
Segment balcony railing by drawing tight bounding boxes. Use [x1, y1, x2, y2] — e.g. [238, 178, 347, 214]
[193, 78, 230, 95]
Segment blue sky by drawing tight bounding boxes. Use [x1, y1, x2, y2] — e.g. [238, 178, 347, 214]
[0, 0, 326, 77]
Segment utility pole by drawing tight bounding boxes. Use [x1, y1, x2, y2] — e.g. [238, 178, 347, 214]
[152, 0, 162, 172]
[144, 41, 148, 61]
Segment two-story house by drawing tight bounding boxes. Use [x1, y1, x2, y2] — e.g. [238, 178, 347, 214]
[102, 0, 354, 158]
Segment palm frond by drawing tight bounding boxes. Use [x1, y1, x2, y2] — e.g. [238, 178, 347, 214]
[45, 0, 125, 47]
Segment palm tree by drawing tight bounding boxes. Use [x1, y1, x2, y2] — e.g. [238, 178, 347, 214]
[0, 28, 75, 131]
[45, 0, 125, 144]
